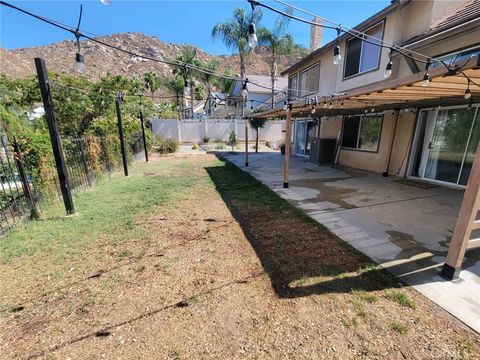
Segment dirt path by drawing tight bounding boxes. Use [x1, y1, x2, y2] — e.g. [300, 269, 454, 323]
[0, 154, 478, 359]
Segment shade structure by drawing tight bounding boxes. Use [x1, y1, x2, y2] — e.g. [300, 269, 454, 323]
[258, 55, 480, 118]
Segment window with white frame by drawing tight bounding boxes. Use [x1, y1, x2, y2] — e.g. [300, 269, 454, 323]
[298, 63, 320, 97]
[344, 21, 384, 78]
[342, 115, 383, 151]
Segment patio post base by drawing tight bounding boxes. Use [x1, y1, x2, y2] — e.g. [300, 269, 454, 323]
[382, 171, 389, 177]
[283, 182, 289, 188]
[441, 263, 461, 280]
[245, 162, 248, 167]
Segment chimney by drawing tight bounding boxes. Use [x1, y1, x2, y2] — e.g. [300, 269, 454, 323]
[310, 17, 323, 52]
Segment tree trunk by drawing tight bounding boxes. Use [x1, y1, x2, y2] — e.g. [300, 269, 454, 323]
[256, 129, 259, 153]
[271, 53, 276, 109]
[240, 53, 245, 81]
[190, 83, 195, 119]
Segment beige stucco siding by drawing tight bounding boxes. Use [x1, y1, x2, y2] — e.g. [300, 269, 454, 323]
[336, 110, 415, 176]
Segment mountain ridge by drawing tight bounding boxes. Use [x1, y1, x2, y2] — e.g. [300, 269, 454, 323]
[0, 32, 302, 81]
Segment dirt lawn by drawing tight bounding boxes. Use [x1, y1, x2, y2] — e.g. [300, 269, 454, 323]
[0, 154, 479, 359]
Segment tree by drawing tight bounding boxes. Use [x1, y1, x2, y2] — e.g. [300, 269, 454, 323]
[197, 59, 219, 99]
[258, 8, 295, 108]
[172, 46, 201, 118]
[249, 117, 267, 153]
[164, 76, 186, 120]
[143, 71, 161, 101]
[212, 7, 263, 80]
[227, 130, 237, 152]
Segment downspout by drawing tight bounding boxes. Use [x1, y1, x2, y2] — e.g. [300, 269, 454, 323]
[383, 109, 400, 177]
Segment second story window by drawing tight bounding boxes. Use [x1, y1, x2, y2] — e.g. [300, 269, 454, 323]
[344, 21, 384, 78]
[288, 75, 298, 100]
[298, 63, 320, 98]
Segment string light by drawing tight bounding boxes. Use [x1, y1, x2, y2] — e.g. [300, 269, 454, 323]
[100, 0, 111, 5]
[384, 49, 393, 79]
[465, 80, 471, 100]
[242, 79, 249, 98]
[422, 58, 431, 87]
[73, 5, 85, 73]
[333, 27, 341, 65]
[248, 24, 258, 48]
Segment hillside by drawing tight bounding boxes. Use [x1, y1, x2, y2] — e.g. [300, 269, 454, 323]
[0, 32, 304, 80]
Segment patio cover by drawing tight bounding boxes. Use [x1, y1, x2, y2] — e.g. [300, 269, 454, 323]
[256, 55, 480, 118]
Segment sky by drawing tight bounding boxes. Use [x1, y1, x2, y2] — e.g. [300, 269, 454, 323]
[0, 0, 390, 55]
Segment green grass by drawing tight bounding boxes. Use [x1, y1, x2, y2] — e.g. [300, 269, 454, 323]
[384, 290, 416, 309]
[390, 321, 409, 334]
[0, 161, 196, 264]
[351, 290, 378, 303]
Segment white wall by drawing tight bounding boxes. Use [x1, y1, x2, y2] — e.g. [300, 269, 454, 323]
[151, 119, 285, 143]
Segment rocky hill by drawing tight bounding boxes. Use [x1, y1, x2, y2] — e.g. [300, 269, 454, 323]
[0, 32, 303, 80]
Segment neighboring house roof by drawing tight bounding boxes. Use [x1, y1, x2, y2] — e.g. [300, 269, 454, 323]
[231, 75, 288, 96]
[281, 0, 404, 76]
[402, 0, 480, 46]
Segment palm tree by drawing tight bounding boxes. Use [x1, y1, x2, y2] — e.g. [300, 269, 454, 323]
[249, 117, 267, 153]
[198, 59, 220, 99]
[258, 9, 295, 108]
[143, 71, 161, 101]
[164, 75, 186, 119]
[212, 7, 262, 80]
[172, 46, 201, 118]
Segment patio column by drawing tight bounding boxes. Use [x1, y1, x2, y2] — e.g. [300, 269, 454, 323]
[442, 142, 480, 280]
[283, 105, 292, 188]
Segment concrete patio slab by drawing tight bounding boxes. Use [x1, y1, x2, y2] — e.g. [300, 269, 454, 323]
[223, 151, 480, 333]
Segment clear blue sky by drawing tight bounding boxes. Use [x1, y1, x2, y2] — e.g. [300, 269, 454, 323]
[1, 0, 390, 54]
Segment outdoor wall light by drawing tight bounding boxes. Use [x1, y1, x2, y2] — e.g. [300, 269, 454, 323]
[248, 24, 258, 48]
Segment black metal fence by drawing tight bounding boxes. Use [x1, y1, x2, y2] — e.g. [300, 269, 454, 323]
[0, 132, 33, 232]
[0, 130, 146, 233]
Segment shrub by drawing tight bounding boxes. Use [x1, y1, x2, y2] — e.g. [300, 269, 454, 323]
[214, 143, 226, 150]
[202, 137, 210, 144]
[192, 143, 199, 150]
[154, 137, 179, 154]
[227, 131, 237, 151]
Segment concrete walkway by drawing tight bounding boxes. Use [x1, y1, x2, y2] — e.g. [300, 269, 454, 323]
[223, 152, 480, 333]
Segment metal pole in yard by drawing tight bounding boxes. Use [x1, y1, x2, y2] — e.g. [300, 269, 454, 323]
[34, 57, 75, 215]
[115, 91, 129, 176]
[139, 110, 149, 162]
[283, 104, 292, 188]
[12, 137, 39, 219]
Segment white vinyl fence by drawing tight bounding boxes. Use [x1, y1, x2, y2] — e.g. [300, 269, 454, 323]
[151, 119, 285, 143]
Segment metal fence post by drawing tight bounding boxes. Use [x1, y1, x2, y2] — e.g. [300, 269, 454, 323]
[12, 137, 39, 219]
[115, 92, 129, 176]
[78, 138, 92, 186]
[34, 57, 75, 215]
[139, 110, 149, 162]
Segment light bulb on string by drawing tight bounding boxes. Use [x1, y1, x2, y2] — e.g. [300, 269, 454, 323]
[465, 80, 471, 100]
[333, 27, 341, 65]
[384, 61, 392, 78]
[248, 24, 258, 48]
[333, 45, 341, 65]
[422, 58, 431, 87]
[100, 0, 111, 4]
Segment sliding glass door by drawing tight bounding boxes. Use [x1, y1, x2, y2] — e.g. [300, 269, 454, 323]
[295, 120, 316, 156]
[418, 106, 479, 186]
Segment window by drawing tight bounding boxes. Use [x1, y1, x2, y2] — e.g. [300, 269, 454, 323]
[342, 115, 382, 151]
[298, 63, 320, 97]
[431, 45, 480, 68]
[344, 22, 384, 78]
[288, 75, 298, 100]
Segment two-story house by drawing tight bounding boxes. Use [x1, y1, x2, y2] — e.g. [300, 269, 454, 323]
[263, 0, 479, 189]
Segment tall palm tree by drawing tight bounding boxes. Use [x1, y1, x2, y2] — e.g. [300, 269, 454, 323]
[258, 9, 295, 108]
[164, 75, 186, 120]
[143, 71, 161, 101]
[198, 59, 220, 99]
[212, 7, 262, 80]
[172, 46, 201, 118]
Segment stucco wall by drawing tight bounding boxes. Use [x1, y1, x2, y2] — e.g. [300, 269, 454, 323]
[336, 110, 415, 176]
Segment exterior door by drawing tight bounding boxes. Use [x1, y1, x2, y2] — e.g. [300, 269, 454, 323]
[295, 120, 307, 155]
[420, 106, 479, 186]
